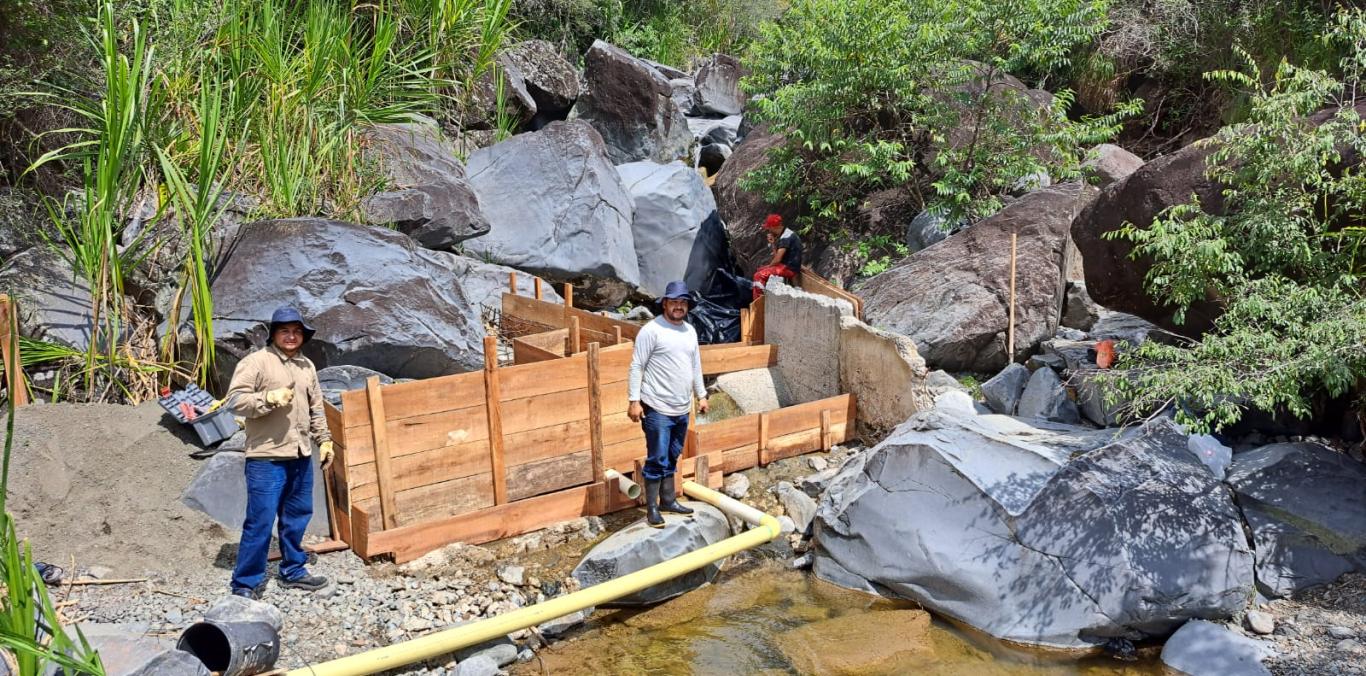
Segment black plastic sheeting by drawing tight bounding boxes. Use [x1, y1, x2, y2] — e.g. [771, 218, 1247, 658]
[681, 211, 752, 344]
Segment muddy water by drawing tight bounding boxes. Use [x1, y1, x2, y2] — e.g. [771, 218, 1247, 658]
[516, 564, 1163, 675]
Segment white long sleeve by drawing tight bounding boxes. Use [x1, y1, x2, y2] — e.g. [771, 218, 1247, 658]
[627, 317, 705, 416]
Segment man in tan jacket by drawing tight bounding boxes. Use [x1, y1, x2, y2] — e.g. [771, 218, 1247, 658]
[226, 307, 333, 599]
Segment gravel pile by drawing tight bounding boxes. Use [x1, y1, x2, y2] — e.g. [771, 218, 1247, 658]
[1262, 573, 1366, 676]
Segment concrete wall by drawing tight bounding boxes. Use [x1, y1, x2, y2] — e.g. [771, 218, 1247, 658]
[764, 278, 932, 430]
[764, 279, 852, 405]
[837, 318, 933, 431]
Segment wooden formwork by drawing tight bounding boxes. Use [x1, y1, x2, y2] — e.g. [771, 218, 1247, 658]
[320, 282, 857, 564]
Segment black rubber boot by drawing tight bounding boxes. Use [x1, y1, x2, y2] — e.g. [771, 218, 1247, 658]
[659, 478, 694, 516]
[644, 479, 665, 529]
[279, 573, 329, 592]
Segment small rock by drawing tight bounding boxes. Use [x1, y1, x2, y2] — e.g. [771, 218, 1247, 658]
[791, 553, 813, 570]
[808, 456, 828, 472]
[777, 516, 796, 534]
[497, 565, 525, 587]
[1327, 626, 1356, 640]
[163, 609, 183, 625]
[454, 655, 499, 676]
[1245, 610, 1275, 635]
[86, 565, 113, 580]
[774, 482, 817, 532]
[1336, 638, 1363, 652]
[723, 473, 751, 500]
[517, 648, 535, 663]
[538, 609, 589, 638]
[401, 616, 432, 632]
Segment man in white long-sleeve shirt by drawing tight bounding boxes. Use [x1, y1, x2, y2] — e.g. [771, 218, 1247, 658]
[628, 281, 710, 528]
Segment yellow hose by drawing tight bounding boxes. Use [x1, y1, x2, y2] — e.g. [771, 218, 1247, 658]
[286, 481, 781, 676]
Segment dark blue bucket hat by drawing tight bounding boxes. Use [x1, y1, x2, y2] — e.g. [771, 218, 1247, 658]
[660, 281, 692, 306]
[269, 306, 316, 343]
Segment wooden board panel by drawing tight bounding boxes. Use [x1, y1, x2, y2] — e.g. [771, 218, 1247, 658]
[342, 372, 485, 431]
[503, 293, 564, 328]
[520, 328, 568, 352]
[500, 379, 629, 435]
[500, 353, 588, 400]
[338, 389, 371, 429]
[700, 344, 778, 375]
[507, 450, 593, 501]
[513, 339, 562, 364]
[349, 438, 492, 502]
[345, 404, 489, 464]
[800, 265, 863, 317]
[694, 395, 854, 454]
[356, 472, 495, 531]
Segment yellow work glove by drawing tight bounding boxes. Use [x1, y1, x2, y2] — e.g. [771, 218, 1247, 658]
[265, 387, 294, 407]
[318, 441, 335, 469]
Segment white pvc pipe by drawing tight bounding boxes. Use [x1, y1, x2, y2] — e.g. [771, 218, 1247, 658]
[603, 469, 641, 500]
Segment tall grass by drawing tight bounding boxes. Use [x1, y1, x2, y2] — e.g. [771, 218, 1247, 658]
[27, 3, 156, 398]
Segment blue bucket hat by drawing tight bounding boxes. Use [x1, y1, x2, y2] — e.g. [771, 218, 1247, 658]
[269, 306, 316, 343]
[658, 280, 693, 310]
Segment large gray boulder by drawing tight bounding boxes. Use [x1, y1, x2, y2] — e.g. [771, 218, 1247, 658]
[447, 256, 562, 313]
[0, 248, 96, 351]
[181, 452, 330, 536]
[616, 160, 716, 296]
[1060, 281, 1103, 332]
[360, 117, 490, 250]
[1081, 144, 1144, 188]
[500, 40, 580, 128]
[209, 218, 485, 379]
[571, 40, 692, 165]
[1160, 620, 1273, 676]
[860, 184, 1098, 371]
[572, 502, 730, 605]
[712, 127, 796, 276]
[317, 365, 393, 408]
[1225, 443, 1366, 597]
[1070, 141, 1224, 335]
[464, 120, 641, 308]
[691, 54, 746, 117]
[812, 411, 1255, 649]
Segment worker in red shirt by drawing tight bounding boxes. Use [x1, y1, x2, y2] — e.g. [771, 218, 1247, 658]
[752, 214, 802, 300]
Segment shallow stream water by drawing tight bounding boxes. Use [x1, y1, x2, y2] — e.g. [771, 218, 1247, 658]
[515, 563, 1164, 675]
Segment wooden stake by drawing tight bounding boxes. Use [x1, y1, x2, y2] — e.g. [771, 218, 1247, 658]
[613, 326, 623, 345]
[323, 463, 342, 542]
[820, 409, 833, 450]
[587, 343, 605, 483]
[533, 277, 543, 300]
[695, 454, 710, 488]
[570, 316, 581, 354]
[365, 377, 399, 530]
[757, 412, 770, 467]
[1007, 230, 1018, 361]
[508, 271, 517, 294]
[0, 295, 28, 406]
[563, 283, 574, 309]
[739, 308, 751, 343]
[483, 336, 509, 505]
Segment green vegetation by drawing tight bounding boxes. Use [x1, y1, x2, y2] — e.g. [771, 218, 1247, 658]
[741, 0, 1140, 239]
[1103, 7, 1366, 432]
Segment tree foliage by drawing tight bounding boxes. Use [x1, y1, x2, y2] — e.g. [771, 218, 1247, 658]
[1104, 7, 1366, 432]
[741, 0, 1140, 233]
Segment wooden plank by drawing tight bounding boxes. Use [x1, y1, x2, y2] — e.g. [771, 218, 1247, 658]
[700, 344, 777, 375]
[357, 472, 496, 530]
[820, 409, 833, 450]
[800, 265, 863, 318]
[750, 295, 766, 343]
[366, 482, 603, 561]
[508, 270, 517, 294]
[484, 336, 508, 505]
[0, 296, 28, 406]
[348, 438, 491, 501]
[570, 316, 581, 354]
[507, 450, 593, 501]
[534, 277, 542, 300]
[338, 389, 370, 429]
[500, 352, 588, 400]
[519, 328, 569, 352]
[350, 504, 371, 559]
[695, 454, 709, 488]
[365, 377, 399, 530]
[503, 293, 564, 328]
[500, 379, 629, 435]
[587, 343, 605, 484]
[344, 405, 488, 464]
[342, 371, 485, 431]
[512, 338, 562, 364]
[563, 283, 574, 310]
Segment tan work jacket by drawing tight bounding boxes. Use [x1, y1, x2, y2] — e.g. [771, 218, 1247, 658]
[226, 345, 331, 460]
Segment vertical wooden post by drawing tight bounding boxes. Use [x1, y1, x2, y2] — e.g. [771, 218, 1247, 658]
[563, 283, 574, 309]
[757, 411, 770, 467]
[483, 336, 509, 505]
[533, 277, 543, 300]
[1007, 230, 1018, 361]
[508, 271, 517, 294]
[570, 316, 581, 354]
[364, 377, 399, 529]
[695, 454, 710, 489]
[820, 409, 833, 450]
[0, 295, 28, 407]
[587, 342, 605, 484]
[739, 308, 751, 343]
[613, 326, 623, 345]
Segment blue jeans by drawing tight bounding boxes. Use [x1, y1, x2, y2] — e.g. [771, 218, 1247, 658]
[641, 404, 689, 482]
[231, 457, 313, 591]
